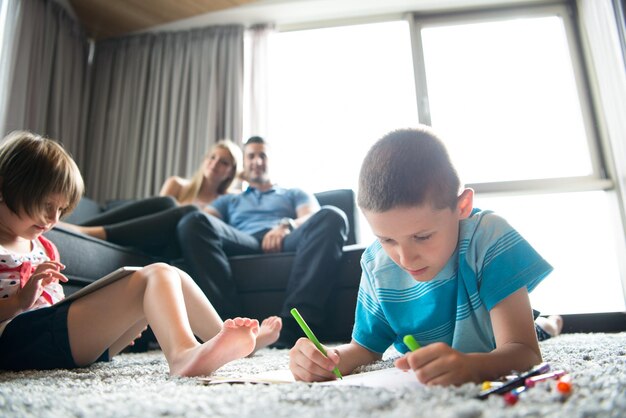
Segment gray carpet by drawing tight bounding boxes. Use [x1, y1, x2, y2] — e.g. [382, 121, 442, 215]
[1, 333, 625, 417]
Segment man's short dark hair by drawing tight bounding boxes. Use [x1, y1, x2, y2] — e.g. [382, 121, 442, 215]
[244, 136, 267, 146]
[357, 127, 460, 213]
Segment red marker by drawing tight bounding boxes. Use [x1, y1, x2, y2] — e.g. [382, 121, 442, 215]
[556, 374, 573, 395]
[504, 385, 527, 406]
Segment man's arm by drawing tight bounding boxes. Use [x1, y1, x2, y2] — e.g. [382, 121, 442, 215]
[291, 202, 317, 227]
[202, 194, 229, 219]
[202, 205, 222, 218]
[261, 190, 319, 253]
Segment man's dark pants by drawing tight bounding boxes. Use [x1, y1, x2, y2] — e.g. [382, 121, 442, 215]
[177, 207, 348, 344]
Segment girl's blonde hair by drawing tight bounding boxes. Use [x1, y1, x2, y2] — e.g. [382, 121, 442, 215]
[0, 131, 84, 217]
[177, 139, 242, 204]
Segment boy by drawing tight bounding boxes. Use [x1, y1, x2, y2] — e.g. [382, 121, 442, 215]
[289, 126, 556, 386]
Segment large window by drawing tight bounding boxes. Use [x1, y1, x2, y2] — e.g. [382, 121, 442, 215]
[266, 20, 418, 193]
[418, 14, 596, 184]
[411, 6, 625, 314]
[474, 191, 626, 314]
[264, 5, 626, 314]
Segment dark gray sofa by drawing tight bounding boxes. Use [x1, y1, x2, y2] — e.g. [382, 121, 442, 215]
[44, 189, 364, 342]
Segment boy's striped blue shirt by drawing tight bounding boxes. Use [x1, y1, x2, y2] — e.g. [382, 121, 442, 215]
[352, 209, 553, 355]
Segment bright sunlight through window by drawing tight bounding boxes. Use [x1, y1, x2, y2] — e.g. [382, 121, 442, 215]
[422, 16, 593, 184]
[264, 12, 626, 315]
[475, 191, 626, 314]
[267, 21, 418, 194]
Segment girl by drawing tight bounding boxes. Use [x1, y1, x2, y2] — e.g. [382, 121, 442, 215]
[0, 131, 275, 375]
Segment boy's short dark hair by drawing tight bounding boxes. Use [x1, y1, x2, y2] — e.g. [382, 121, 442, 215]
[0, 131, 84, 218]
[358, 127, 460, 212]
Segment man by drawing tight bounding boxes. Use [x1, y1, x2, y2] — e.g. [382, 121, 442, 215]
[177, 136, 348, 347]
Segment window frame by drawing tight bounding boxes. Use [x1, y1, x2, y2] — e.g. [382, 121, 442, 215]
[257, 1, 626, 313]
[408, 3, 609, 195]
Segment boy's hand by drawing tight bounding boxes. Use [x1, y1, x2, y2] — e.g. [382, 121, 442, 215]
[18, 261, 68, 309]
[289, 337, 341, 382]
[394, 342, 478, 386]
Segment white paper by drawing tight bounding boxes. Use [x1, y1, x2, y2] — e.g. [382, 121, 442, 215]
[319, 367, 423, 388]
[202, 367, 423, 388]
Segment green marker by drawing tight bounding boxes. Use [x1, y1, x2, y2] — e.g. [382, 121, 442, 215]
[403, 335, 421, 352]
[290, 308, 343, 379]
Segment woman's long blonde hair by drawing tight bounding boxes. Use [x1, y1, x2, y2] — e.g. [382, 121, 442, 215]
[177, 139, 242, 204]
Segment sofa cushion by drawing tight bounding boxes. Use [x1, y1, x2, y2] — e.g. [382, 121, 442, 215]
[63, 198, 103, 224]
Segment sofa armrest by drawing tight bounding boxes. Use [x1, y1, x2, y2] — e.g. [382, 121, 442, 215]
[44, 226, 159, 286]
[314, 189, 359, 245]
[62, 197, 103, 224]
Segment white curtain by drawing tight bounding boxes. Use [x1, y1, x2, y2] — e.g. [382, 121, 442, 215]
[578, 0, 626, 231]
[84, 25, 244, 201]
[578, 0, 626, 306]
[243, 24, 274, 140]
[0, 0, 20, 136]
[1, 2, 246, 202]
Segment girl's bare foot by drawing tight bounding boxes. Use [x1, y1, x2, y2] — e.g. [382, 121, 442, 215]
[250, 316, 282, 354]
[58, 221, 106, 240]
[170, 317, 259, 377]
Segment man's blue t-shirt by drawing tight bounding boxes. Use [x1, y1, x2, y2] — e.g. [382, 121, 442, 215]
[210, 186, 318, 235]
[352, 209, 553, 355]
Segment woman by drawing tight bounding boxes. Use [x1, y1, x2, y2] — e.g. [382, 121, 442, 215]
[160, 139, 243, 206]
[63, 139, 242, 245]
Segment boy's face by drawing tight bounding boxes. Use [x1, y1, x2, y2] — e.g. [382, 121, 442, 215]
[363, 190, 473, 282]
[0, 193, 68, 242]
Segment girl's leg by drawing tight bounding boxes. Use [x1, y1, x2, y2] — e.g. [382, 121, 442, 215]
[108, 320, 147, 356]
[175, 267, 223, 341]
[67, 263, 258, 376]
